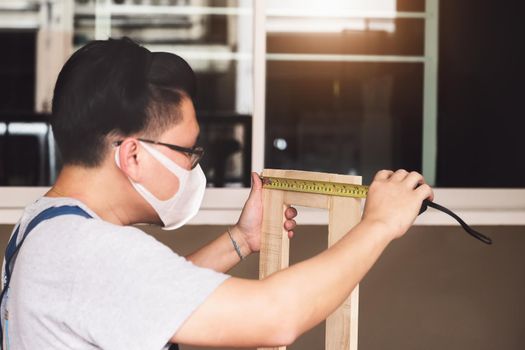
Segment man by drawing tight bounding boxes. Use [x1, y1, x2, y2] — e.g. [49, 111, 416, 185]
[1, 38, 433, 349]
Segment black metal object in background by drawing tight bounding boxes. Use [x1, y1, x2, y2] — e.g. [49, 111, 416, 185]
[0, 112, 252, 188]
[0, 112, 53, 186]
[198, 113, 252, 188]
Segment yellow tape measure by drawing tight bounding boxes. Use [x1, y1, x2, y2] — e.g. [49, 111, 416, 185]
[260, 175, 369, 199]
[260, 175, 493, 245]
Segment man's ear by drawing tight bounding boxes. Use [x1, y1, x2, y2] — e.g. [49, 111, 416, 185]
[116, 138, 142, 182]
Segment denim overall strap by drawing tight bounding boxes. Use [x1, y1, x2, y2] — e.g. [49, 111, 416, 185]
[1, 205, 92, 349]
[3, 205, 92, 287]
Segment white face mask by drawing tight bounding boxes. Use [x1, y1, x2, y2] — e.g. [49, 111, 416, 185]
[115, 141, 206, 230]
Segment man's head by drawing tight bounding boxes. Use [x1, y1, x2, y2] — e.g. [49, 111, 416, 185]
[49, 38, 205, 227]
[51, 37, 197, 167]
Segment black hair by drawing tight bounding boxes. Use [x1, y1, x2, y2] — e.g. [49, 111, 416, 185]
[51, 37, 196, 167]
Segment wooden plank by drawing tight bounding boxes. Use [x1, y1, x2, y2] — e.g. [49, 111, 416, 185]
[259, 169, 362, 350]
[326, 195, 361, 350]
[284, 191, 330, 209]
[259, 188, 289, 280]
[259, 185, 288, 350]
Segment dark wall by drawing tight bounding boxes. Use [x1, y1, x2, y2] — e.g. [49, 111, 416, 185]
[1, 223, 523, 349]
[437, 0, 525, 187]
[0, 31, 36, 112]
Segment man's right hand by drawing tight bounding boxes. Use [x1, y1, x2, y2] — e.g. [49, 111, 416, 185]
[362, 169, 434, 241]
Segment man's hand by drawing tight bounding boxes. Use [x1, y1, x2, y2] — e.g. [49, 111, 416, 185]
[234, 172, 297, 254]
[362, 169, 434, 240]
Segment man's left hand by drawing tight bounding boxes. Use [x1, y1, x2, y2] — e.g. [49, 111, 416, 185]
[234, 172, 298, 254]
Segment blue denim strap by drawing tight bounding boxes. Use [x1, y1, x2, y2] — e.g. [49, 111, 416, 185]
[1, 205, 92, 349]
[3, 205, 92, 287]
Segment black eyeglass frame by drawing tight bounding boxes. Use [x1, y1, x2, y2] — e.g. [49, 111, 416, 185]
[114, 138, 205, 169]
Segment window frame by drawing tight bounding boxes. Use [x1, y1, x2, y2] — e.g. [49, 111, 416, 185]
[1, 0, 523, 226]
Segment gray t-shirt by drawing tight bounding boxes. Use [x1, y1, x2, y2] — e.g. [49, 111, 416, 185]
[2, 197, 229, 349]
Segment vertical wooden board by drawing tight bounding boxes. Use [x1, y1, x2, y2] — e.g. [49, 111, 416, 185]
[348, 286, 360, 350]
[259, 187, 290, 278]
[258, 188, 288, 350]
[326, 195, 362, 350]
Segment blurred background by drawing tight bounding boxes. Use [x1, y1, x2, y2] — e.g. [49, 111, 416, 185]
[0, 1, 524, 350]
[1, 0, 523, 188]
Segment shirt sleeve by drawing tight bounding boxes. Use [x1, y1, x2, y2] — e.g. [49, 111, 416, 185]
[67, 220, 230, 350]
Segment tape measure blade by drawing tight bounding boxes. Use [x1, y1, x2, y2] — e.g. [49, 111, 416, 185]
[261, 175, 368, 199]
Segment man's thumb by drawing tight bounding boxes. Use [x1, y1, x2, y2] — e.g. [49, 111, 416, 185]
[250, 172, 263, 193]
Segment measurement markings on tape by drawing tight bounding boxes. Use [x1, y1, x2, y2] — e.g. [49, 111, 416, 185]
[260, 176, 369, 199]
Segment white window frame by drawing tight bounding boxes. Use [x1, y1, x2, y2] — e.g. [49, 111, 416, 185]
[1, 0, 524, 226]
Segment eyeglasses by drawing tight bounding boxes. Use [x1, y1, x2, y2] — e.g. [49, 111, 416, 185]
[114, 138, 204, 169]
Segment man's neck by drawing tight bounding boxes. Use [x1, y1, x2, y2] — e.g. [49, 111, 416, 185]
[46, 165, 154, 226]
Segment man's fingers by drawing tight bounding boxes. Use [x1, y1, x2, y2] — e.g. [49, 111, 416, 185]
[390, 169, 409, 182]
[284, 219, 296, 231]
[374, 170, 394, 181]
[416, 183, 434, 202]
[405, 171, 425, 189]
[285, 206, 297, 219]
[284, 206, 297, 236]
[251, 172, 262, 191]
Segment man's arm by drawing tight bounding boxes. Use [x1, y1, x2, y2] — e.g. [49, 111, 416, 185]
[174, 219, 390, 347]
[185, 212, 295, 272]
[185, 226, 251, 272]
[172, 170, 433, 347]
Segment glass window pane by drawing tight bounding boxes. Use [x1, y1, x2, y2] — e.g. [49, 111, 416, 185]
[267, 0, 424, 13]
[267, 19, 424, 56]
[397, 0, 425, 12]
[266, 0, 425, 56]
[265, 1, 427, 185]
[265, 61, 423, 184]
